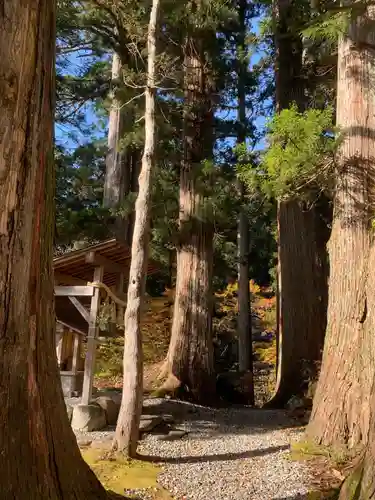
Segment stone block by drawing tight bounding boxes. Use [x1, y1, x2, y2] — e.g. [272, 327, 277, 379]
[95, 396, 120, 425]
[139, 415, 163, 433]
[161, 414, 174, 424]
[71, 404, 106, 432]
[95, 390, 122, 405]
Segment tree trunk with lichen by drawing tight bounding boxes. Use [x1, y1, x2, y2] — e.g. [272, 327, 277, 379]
[0, 1, 109, 498]
[308, 5, 375, 455]
[161, 9, 216, 404]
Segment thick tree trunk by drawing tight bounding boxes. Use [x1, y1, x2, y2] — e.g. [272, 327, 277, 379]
[339, 246, 375, 500]
[0, 1, 108, 498]
[267, 0, 329, 407]
[113, 0, 159, 457]
[351, 382, 375, 500]
[307, 6, 375, 449]
[237, 0, 253, 394]
[273, 200, 329, 405]
[162, 10, 216, 404]
[338, 297, 375, 500]
[165, 221, 215, 402]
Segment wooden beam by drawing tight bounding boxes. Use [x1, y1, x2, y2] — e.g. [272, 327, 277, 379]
[54, 285, 94, 297]
[57, 320, 85, 336]
[68, 296, 90, 323]
[85, 251, 127, 275]
[54, 272, 87, 285]
[81, 266, 104, 405]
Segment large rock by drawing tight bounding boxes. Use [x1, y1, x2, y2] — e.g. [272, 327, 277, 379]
[95, 390, 122, 406]
[71, 404, 106, 432]
[139, 415, 163, 433]
[95, 396, 120, 425]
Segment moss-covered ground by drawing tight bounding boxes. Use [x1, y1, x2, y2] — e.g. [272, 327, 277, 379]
[82, 449, 173, 499]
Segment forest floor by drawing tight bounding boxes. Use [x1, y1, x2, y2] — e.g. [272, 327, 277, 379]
[77, 398, 342, 500]
[93, 283, 278, 404]
[73, 285, 342, 499]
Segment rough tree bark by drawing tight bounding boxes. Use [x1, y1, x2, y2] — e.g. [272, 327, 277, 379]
[344, 370, 375, 500]
[161, 2, 216, 404]
[307, 4, 375, 452]
[113, 0, 160, 457]
[103, 48, 141, 245]
[237, 0, 254, 396]
[104, 52, 127, 210]
[266, 0, 329, 407]
[0, 1, 108, 498]
[103, 52, 137, 244]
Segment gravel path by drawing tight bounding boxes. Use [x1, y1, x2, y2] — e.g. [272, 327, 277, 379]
[75, 398, 312, 500]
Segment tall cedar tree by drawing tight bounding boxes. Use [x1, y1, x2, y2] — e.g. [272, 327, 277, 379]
[55, 0, 266, 296]
[103, 45, 141, 245]
[103, 52, 129, 240]
[237, 0, 254, 390]
[162, 0, 216, 403]
[0, 1, 108, 498]
[266, 0, 329, 407]
[308, 3, 375, 457]
[113, 0, 160, 457]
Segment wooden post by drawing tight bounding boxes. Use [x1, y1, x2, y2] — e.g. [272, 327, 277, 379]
[72, 334, 80, 374]
[81, 266, 104, 405]
[56, 322, 64, 368]
[117, 273, 125, 294]
[116, 272, 125, 330]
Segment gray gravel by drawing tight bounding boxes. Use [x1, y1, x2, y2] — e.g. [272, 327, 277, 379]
[75, 398, 312, 500]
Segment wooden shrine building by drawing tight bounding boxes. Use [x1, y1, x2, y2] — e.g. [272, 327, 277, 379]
[53, 238, 158, 404]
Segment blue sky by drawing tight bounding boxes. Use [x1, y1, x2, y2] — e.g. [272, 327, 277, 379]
[55, 15, 270, 154]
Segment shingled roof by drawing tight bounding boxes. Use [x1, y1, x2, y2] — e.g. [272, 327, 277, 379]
[54, 238, 159, 335]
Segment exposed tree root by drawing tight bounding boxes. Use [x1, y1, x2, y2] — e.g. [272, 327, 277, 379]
[153, 373, 182, 398]
[157, 359, 169, 381]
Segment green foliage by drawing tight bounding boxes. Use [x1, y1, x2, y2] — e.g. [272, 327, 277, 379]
[55, 143, 110, 250]
[258, 15, 273, 38]
[240, 105, 337, 200]
[54, 0, 276, 290]
[302, 12, 350, 43]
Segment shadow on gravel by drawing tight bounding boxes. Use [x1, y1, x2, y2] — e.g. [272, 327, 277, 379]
[143, 398, 300, 436]
[274, 496, 308, 499]
[137, 444, 289, 464]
